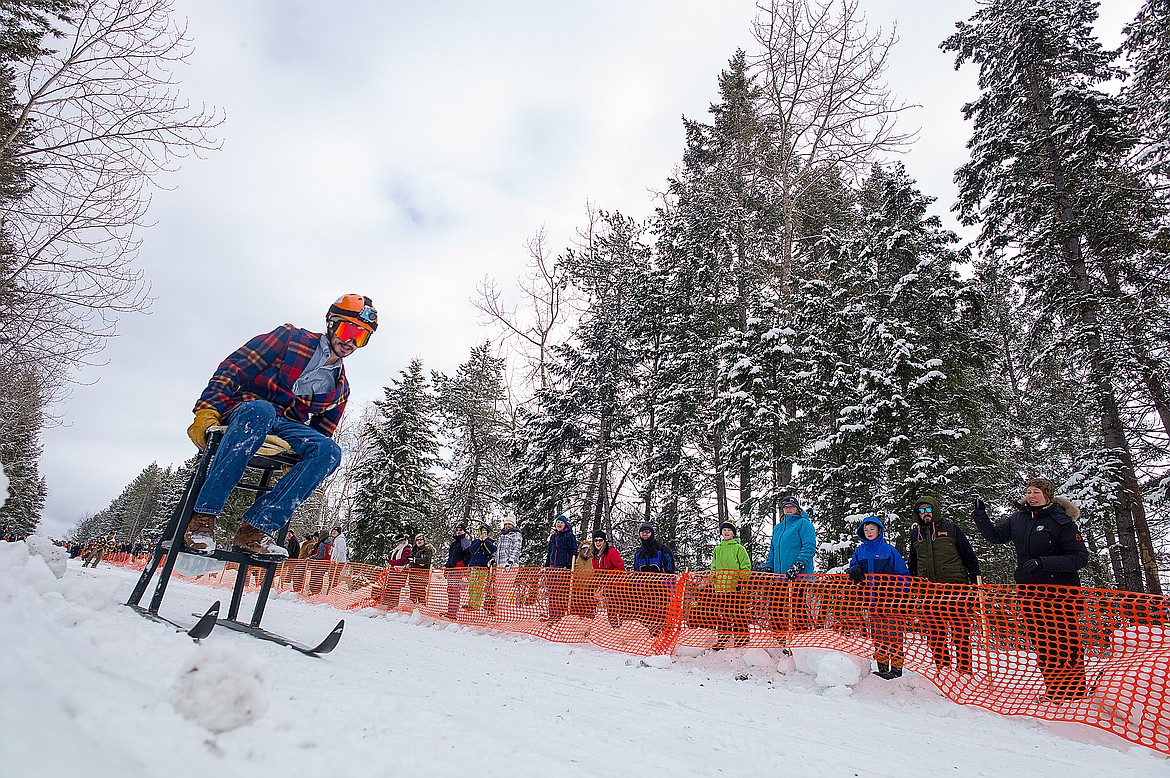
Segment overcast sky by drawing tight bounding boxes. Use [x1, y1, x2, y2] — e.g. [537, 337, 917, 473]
[35, 0, 1141, 538]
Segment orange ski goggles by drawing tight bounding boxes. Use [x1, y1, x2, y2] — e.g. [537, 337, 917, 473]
[332, 319, 373, 348]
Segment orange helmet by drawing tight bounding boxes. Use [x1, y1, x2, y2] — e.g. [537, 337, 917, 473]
[327, 294, 378, 347]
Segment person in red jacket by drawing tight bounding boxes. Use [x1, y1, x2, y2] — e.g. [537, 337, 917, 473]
[591, 530, 626, 627]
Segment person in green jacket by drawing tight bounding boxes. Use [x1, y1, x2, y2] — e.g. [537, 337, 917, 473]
[909, 494, 981, 674]
[711, 520, 752, 650]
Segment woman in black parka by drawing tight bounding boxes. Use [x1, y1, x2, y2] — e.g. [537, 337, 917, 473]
[973, 477, 1089, 701]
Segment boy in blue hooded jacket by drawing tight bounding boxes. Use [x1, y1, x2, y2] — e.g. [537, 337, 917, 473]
[763, 496, 818, 636]
[848, 516, 910, 679]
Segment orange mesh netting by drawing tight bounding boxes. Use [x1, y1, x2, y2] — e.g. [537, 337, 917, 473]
[114, 556, 1170, 754]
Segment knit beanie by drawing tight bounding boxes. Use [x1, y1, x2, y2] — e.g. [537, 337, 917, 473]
[592, 530, 607, 541]
[719, 520, 737, 534]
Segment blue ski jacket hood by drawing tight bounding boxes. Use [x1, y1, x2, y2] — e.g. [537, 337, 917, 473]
[850, 516, 909, 576]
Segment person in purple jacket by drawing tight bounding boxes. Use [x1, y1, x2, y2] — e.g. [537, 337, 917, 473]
[182, 295, 377, 558]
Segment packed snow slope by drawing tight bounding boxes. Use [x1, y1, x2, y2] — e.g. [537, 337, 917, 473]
[0, 542, 1164, 778]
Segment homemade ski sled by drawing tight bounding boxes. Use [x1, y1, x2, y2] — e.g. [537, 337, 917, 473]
[126, 428, 343, 656]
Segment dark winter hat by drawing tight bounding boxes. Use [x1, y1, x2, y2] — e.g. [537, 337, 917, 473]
[1026, 478, 1056, 504]
[720, 520, 737, 534]
[781, 495, 802, 510]
[592, 530, 607, 541]
[554, 514, 570, 527]
[414, 533, 425, 541]
[638, 522, 654, 535]
[456, 522, 468, 533]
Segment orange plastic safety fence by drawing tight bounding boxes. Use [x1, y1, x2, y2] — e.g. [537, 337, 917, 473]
[111, 557, 1170, 755]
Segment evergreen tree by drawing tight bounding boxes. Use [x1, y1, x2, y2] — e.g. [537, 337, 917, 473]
[434, 344, 511, 531]
[350, 359, 441, 563]
[0, 368, 47, 538]
[944, 0, 1165, 592]
[1123, 0, 1170, 178]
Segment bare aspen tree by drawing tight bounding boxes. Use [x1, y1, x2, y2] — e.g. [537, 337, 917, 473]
[750, 0, 915, 286]
[474, 226, 567, 403]
[0, 0, 221, 381]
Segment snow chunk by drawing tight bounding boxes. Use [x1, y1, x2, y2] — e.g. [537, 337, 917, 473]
[742, 648, 776, 669]
[169, 643, 272, 734]
[26, 537, 68, 579]
[792, 648, 868, 688]
[639, 655, 672, 669]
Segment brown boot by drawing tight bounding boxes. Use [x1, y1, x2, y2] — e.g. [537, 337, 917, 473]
[183, 513, 217, 554]
[231, 522, 289, 558]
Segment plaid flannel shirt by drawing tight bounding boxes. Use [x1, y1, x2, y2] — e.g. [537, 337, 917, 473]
[194, 324, 349, 437]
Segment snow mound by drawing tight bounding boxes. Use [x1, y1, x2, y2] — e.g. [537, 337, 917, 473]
[640, 654, 672, 668]
[792, 648, 869, 688]
[169, 643, 272, 734]
[0, 540, 63, 599]
[26, 536, 68, 579]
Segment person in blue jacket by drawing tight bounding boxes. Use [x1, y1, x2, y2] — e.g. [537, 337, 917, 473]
[466, 525, 497, 611]
[848, 516, 910, 679]
[544, 514, 577, 622]
[763, 496, 818, 636]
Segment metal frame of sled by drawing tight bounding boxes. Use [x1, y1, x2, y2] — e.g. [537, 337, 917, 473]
[126, 428, 343, 654]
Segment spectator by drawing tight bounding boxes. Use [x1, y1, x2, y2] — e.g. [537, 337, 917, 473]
[711, 520, 752, 650]
[632, 522, 676, 635]
[445, 523, 472, 619]
[762, 495, 817, 637]
[330, 527, 348, 563]
[383, 536, 413, 608]
[570, 536, 597, 618]
[909, 494, 981, 674]
[591, 530, 625, 627]
[848, 516, 910, 679]
[408, 533, 435, 606]
[544, 515, 577, 622]
[285, 531, 301, 559]
[467, 526, 497, 610]
[495, 518, 523, 569]
[308, 530, 332, 595]
[973, 478, 1090, 702]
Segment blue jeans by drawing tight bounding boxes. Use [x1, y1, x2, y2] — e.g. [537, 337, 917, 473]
[193, 400, 342, 537]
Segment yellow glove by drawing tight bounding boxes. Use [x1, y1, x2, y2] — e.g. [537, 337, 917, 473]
[187, 408, 221, 449]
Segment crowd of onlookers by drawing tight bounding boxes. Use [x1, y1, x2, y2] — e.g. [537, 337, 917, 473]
[42, 476, 1097, 703]
[371, 477, 1094, 701]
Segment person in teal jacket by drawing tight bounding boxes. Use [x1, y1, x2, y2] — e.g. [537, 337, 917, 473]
[763, 496, 818, 635]
[711, 520, 752, 650]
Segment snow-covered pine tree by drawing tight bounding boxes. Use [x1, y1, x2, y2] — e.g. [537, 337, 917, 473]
[434, 344, 511, 534]
[945, 0, 1164, 592]
[0, 367, 48, 538]
[1123, 1, 1170, 179]
[654, 51, 783, 551]
[349, 358, 441, 563]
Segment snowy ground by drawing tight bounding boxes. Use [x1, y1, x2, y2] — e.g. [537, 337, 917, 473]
[1, 541, 1166, 778]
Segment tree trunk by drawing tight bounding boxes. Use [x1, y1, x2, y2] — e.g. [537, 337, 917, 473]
[1027, 68, 1160, 593]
